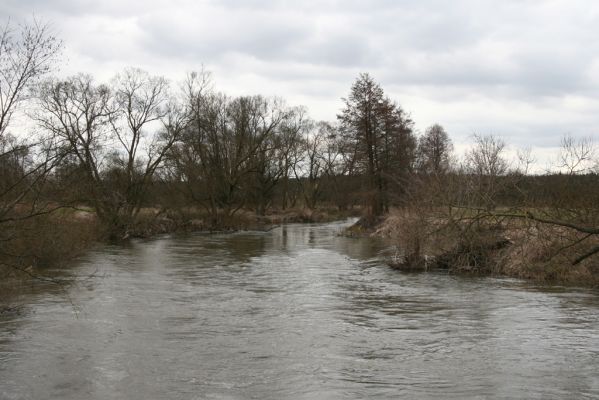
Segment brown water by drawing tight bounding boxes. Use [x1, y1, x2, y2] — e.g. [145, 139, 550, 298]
[1, 220, 599, 399]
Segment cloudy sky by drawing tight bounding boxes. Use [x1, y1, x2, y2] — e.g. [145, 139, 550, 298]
[3, 0, 599, 167]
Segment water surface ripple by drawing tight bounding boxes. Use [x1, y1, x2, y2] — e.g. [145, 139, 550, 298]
[1, 220, 599, 399]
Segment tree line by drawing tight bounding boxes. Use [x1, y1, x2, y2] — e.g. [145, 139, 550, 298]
[2, 18, 599, 278]
[0, 19, 424, 240]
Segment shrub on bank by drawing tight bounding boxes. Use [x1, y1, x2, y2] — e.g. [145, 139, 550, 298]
[375, 209, 599, 287]
[1, 213, 99, 274]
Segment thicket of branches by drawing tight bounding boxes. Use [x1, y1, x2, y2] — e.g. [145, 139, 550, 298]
[392, 133, 599, 282]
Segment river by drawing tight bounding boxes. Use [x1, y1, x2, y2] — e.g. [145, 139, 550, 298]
[1, 220, 598, 399]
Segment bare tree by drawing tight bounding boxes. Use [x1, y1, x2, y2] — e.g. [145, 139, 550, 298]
[291, 120, 325, 209]
[556, 135, 596, 175]
[515, 146, 535, 176]
[175, 78, 292, 223]
[465, 134, 509, 210]
[277, 106, 306, 210]
[106, 68, 178, 229]
[35, 74, 114, 220]
[466, 134, 508, 177]
[0, 18, 62, 136]
[241, 97, 295, 216]
[0, 18, 65, 279]
[319, 123, 358, 210]
[35, 70, 185, 237]
[416, 124, 453, 175]
[0, 17, 63, 217]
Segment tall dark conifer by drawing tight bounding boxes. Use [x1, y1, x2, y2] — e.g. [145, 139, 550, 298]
[338, 73, 415, 216]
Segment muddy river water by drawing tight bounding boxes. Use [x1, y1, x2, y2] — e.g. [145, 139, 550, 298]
[1, 220, 598, 399]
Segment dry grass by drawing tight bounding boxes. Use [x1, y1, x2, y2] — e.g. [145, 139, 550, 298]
[0, 212, 99, 310]
[502, 223, 599, 286]
[0, 213, 99, 277]
[376, 208, 599, 287]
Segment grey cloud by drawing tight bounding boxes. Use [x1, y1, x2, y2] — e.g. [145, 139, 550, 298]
[136, 6, 380, 68]
[0, 0, 127, 18]
[137, 8, 308, 62]
[2, 0, 599, 150]
[513, 51, 593, 97]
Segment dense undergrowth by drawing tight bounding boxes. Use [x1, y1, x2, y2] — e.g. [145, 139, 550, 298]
[365, 208, 599, 287]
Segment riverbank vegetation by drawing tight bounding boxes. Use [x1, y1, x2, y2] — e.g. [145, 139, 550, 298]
[1, 17, 599, 287]
[374, 135, 599, 286]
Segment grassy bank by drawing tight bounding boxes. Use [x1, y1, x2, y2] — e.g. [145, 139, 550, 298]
[360, 209, 599, 287]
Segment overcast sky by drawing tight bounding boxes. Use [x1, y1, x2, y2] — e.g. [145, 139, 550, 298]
[3, 0, 599, 167]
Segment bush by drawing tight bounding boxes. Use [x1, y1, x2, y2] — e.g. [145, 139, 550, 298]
[0, 212, 99, 275]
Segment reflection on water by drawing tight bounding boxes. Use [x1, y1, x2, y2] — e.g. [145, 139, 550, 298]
[1, 219, 599, 399]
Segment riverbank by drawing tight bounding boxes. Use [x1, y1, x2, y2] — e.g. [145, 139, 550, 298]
[358, 209, 599, 287]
